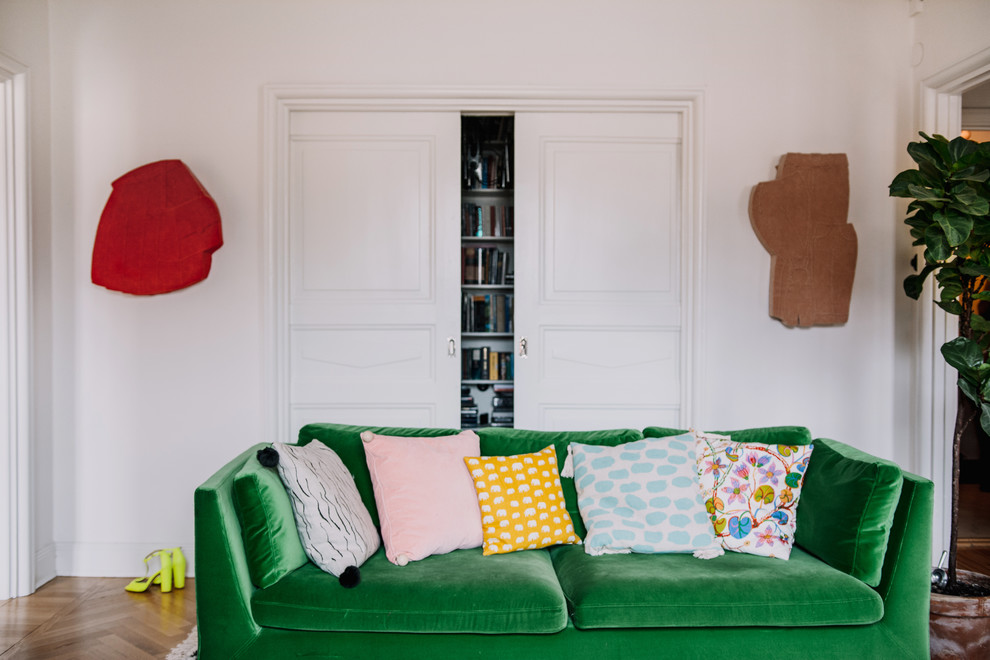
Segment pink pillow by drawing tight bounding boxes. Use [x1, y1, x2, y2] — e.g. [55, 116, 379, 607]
[361, 430, 483, 565]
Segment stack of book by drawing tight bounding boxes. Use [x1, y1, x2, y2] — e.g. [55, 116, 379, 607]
[461, 386, 479, 428]
[491, 384, 514, 427]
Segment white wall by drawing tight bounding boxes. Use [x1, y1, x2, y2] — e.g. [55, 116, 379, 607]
[7, 0, 985, 576]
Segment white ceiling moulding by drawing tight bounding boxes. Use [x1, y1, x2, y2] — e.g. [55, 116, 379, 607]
[261, 86, 706, 443]
[0, 51, 33, 600]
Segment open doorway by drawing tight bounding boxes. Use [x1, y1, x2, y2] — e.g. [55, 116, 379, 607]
[958, 81, 990, 559]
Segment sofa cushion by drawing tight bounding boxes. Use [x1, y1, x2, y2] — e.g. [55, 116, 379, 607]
[362, 429, 482, 565]
[795, 438, 904, 587]
[644, 425, 813, 445]
[465, 445, 581, 555]
[297, 423, 462, 525]
[550, 544, 883, 629]
[477, 427, 643, 537]
[232, 451, 309, 589]
[695, 434, 814, 560]
[251, 546, 568, 634]
[571, 434, 720, 556]
[272, 441, 380, 578]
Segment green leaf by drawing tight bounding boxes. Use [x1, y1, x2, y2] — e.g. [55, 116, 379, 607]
[949, 135, 979, 164]
[904, 214, 932, 231]
[940, 283, 964, 304]
[958, 263, 990, 277]
[942, 337, 985, 375]
[927, 133, 953, 165]
[924, 224, 952, 261]
[950, 166, 990, 183]
[908, 138, 941, 168]
[919, 159, 946, 182]
[950, 195, 990, 217]
[907, 183, 947, 202]
[981, 403, 990, 438]
[904, 265, 936, 299]
[936, 299, 965, 315]
[784, 472, 802, 488]
[959, 378, 981, 406]
[972, 314, 990, 334]
[935, 209, 974, 246]
[935, 267, 961, 285]
[890, 169, 933, 197]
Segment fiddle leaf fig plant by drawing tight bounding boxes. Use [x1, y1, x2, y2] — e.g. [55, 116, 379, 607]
[891, 132, 990, 592]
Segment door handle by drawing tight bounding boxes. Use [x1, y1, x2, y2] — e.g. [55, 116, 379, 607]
[447, 337, 457, 357]
[518, 336, 528, 359]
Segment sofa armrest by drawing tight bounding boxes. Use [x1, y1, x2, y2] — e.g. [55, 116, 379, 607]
[195, 444, 266, 658]
[795, 438, 905, 586]
[872, 471, 933, 656]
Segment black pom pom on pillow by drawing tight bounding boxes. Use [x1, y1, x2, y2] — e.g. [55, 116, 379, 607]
[257, 446, 279, 468]
[339, 565, 361, 589]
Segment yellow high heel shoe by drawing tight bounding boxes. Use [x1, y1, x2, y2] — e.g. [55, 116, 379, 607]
[170, 547, 186, 590]
[125, 549, 173, 593]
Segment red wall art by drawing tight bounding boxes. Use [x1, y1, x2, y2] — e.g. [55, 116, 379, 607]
[92, 159, 222, 295]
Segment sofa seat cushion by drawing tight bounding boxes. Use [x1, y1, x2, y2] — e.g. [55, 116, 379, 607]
[252, 546, 568, 634]
[550, 545, 883, 629]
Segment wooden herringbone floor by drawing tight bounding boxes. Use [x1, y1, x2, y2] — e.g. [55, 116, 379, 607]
[0, 577, 195, 659]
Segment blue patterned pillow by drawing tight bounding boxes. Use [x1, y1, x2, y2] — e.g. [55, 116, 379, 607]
[571, 434, 721, 556]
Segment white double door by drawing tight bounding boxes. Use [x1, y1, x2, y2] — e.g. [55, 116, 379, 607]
[285, 108, 686, 433]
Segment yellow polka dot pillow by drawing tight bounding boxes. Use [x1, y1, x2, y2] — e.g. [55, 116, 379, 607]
[464, 445, 582, 555]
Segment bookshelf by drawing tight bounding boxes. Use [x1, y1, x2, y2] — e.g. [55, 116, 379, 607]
[461, 116, 514, 429]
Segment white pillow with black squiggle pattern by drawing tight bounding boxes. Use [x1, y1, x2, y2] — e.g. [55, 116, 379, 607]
[272, 441, 380, 578]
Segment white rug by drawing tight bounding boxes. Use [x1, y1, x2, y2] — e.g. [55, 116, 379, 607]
[166, 627, 197, 660]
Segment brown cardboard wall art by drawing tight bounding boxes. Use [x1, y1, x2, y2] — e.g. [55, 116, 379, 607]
[749, 153, 857, 327]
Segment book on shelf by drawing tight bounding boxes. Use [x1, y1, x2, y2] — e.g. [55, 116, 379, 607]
[461, 347, 513, 381]
[460, 247, 511, 286]
[462, 116, 514, 190]
[461, 202, 514, 238]
[491, 395, 513, 410]
[462, 292, 513, 333]
[491, 411, 514, 424]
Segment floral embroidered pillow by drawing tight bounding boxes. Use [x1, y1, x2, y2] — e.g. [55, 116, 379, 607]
[694, 433, 813, 559]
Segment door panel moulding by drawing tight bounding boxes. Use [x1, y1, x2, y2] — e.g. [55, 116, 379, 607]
[262, 86, 705, 442]
[0, 52, 33, 600]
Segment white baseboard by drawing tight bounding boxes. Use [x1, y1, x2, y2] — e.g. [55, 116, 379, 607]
[34, 542, 56, 588]
[54, 542, 195, 577]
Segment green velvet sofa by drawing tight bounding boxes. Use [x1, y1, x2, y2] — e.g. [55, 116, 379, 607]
[194, 423, 933, 659]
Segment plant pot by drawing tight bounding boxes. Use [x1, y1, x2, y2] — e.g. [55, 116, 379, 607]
[930, 570, 990, 659]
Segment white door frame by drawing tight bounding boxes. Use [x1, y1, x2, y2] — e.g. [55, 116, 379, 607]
[263, 86, 704, 442]
[916, 47, 990, 561]
[0, 52, 33, 600]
